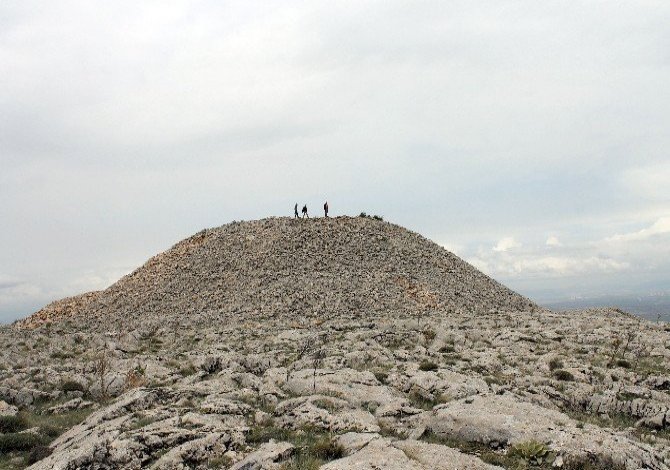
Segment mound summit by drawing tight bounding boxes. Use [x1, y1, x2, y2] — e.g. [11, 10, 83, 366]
[18, 216, 535, 329]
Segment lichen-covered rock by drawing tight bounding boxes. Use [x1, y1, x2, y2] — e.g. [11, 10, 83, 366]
[229, 441, 294, 470]
[420, 393, 668, 470]
[0, 399, 18, 416]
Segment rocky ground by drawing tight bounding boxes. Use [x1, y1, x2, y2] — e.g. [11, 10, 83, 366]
[1, 217, 669, 469]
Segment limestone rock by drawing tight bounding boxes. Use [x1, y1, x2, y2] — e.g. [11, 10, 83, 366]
[229, 441, 294, 470]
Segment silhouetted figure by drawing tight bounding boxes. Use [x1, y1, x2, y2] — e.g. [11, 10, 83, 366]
[302, 205, 309, 218]
[294, 203, 299, 218]
[324, 201, 329, 217]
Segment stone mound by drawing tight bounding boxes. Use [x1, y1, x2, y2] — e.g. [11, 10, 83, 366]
[16, 216, 535, 329]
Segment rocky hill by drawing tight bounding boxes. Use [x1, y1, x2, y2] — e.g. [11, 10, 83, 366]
[0, 217, 668, 470]
[16, 217, 535, 330]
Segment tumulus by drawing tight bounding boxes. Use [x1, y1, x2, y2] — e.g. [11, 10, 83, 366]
[16, 216, 535, 330]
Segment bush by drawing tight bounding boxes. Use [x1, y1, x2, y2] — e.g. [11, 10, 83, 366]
[373, 370, 388, 384]
[0, 432, 47, 452]
[563, 454, 626, 470]
[0, 415, 26, 433]
[553, 369, 575, 381]
[508, 440, 552, 465]
[615, 359, 631, 369]
[27, 445, 53, 464]
[419, 360, 438, 372]
[61, 380, 86, 393]
[311, 437, 344, 460]
[422, 329, 437, 344]
[439, 345, 455, 353]
[548, 358, 563, 371]
[40, 424, 61, 439]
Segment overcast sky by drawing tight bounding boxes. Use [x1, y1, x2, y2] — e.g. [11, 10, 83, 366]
[1, 1, 669, 323]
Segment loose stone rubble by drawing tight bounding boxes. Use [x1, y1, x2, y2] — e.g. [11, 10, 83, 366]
[0, 216, 667, 469]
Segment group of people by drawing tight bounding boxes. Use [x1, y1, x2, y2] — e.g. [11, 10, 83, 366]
[294, 201, 329, 218]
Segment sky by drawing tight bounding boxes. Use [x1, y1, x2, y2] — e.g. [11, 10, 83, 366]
[1, 1, 669, 323]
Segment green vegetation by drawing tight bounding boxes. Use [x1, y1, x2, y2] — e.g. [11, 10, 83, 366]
[246, 424, 344, 470]
[206, 454, 234, 468]
[407, 390, 448, 410]
[0, 433, 47, 453]
[311, 398, 342, 413]
[60, 380, 86, 393]
[358, 212, 384, 221]
[439, 344, 455, 354]
[0, 416, 24, 433]
[422, 329, 437, 345]
[553, 369, 575, 381]
[615, 359, 631, 369]
[508, 441, 553, 466]
[420, 430, 625, 470]
[418, 360, 438, 372]
[0, 406, 92, 469]
[548, 358, 563, 371]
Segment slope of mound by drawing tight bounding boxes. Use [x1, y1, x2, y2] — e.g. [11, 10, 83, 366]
[17, 216, 535, 328]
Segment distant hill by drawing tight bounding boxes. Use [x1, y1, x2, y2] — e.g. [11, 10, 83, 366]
[544, 294, 670, 322]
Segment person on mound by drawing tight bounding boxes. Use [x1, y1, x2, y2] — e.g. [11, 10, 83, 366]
[324, 201, 329, 217]
[302, 204, 309, 218]
[294, 203, 299, 218]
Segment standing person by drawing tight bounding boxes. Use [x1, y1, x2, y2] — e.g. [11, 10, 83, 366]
[302, 204, 309, 218]
[324, 201, 329, 218]
[294, 203, 299, 218]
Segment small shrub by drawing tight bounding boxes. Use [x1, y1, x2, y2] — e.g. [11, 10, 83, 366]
[27, 445, 53, 464]
[616, 391, 638, 402]
[359, 212, 367, 218]
[548, 358, 563, 371]
[311, 437, 344, 460]
[0, 415, 26, 433]
[508, 440, 553, 466]
[373, 370, 388, 384]
[61, 380, 86, 393]
[372, 215, 384, 221]
[439, 345, 455, 354]
[39, 424, 61, 439]
[419, 360, 438, 372]
[179, 363, 197, 377]
[0, 432, 47, 452]
[124, 366, 147, 390]
[563, 453, 626, 470]
[312, 398, 342, 413]
[553, 369, 575, 381]
[484, 375, 503, 386]
[246, 425, 293, 444]
[280, 455, 322, 470]
[422, 329, 437, 344]
[408, 390, 439, 410]
[615, 359, 631, 369]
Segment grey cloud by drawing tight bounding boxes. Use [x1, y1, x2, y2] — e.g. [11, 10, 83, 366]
[0, 280, 22, 290]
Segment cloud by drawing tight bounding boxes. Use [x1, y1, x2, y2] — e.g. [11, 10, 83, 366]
[493, 237, 521, 252]
[0, 279, 43, 309]
[1, 1, 670, 320]
[606, 216, 670, 242]
[546, 236, 562, 247]
[471, 250, 628, 278]
[0, 276, 23, 290]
